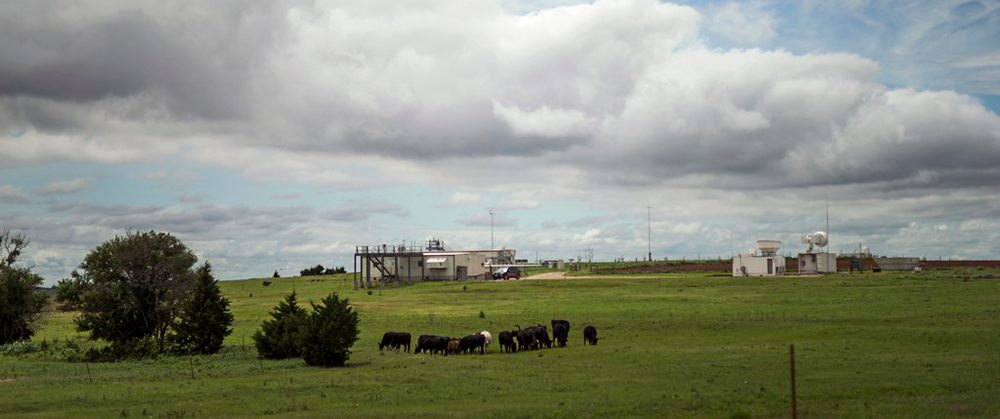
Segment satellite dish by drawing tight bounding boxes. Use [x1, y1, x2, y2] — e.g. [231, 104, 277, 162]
[812, 231, 828, 247]
[800, 231, 829, 252]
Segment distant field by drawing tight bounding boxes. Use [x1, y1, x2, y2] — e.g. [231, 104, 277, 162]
[3, 270, 999, 418]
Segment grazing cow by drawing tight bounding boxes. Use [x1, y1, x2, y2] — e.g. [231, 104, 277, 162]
[583, 326, 599, 345]
[378, 332, 411, 352]
[498, 330, 517, 353]
[415, 335, 451, 355]
[515, 328, 536, 351]
[530, 325, 552, 348]
[552, 324, 568, 347]
[551, 320, 570, 334]
[479, 331, 493, 353]
[447, 338, 462, 355]
[460, 334, 487, 354]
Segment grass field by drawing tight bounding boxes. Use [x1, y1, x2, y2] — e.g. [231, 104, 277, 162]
[2, 270, 999, 418]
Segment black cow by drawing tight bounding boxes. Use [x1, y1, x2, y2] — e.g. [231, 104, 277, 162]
[459, 334, 487, 354]
[515, 328, 536, 351]
[414, 335, 451, 355]
[530, 325, 552, 348]
[552, 324, 568, 347]
[551, 319, 570, 334]
[498, 330, 517, 353]
[583, 326, 599, 345]
[378, 332, 411, 352]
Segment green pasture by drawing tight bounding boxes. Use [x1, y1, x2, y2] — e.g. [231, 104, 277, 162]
[2, 270, 999, 418]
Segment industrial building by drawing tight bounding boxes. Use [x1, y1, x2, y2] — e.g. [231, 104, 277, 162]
[732, 239, 785, 277]
[353, 239, 515, 288]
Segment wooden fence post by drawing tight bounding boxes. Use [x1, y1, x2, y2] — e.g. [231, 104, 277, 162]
[790, 344, 797, 419]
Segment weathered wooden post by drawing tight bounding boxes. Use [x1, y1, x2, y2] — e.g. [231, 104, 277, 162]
[790, 344, 797, 419]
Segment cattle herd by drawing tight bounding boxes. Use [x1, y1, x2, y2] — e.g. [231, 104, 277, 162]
[379, 320, 599, 356]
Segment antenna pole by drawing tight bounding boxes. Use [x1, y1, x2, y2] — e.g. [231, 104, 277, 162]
[489, 210, 495, 250]
[646, 206, 652, 262]
[826, 200, 830, 252]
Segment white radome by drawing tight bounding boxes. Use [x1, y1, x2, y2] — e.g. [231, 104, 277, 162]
[755, 239, 781, 254]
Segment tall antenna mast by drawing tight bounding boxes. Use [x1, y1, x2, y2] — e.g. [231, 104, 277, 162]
[646, 205, 652, 262]
[825, 200, 830, 252]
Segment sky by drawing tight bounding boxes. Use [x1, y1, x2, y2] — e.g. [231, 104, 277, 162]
[2, 0, 1000, 284]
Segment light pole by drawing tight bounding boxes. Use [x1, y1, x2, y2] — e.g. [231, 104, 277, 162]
[489, 210, 495, 249]
[647, 206, 652, 262]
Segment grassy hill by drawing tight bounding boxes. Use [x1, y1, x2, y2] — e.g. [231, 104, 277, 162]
[2, 270, 999, 417]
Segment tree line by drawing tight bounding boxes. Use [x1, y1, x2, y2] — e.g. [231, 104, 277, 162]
[0, 227, 359, 367]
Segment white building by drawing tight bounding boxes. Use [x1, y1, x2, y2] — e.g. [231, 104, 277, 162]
[733, 240, 785, 277]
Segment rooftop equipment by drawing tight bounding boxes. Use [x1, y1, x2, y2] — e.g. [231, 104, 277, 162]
[800, 231, 828, 253]
[756, 239, 781, 255]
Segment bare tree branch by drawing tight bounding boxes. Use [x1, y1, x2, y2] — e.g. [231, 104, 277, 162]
[1, 227, 30, 268]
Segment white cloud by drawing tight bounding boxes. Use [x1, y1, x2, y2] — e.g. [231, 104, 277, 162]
[3, 0, 1000, 280]
[492, 101, 595, 138]
[953, 52, 1000, 69]
[35, 178, 87, 195]
[439, 192, 484, 208]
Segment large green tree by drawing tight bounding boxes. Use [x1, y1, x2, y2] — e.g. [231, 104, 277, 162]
[0, 227, 48, 345]
[76, 230, 197, 352]
[0, 266, 48, 345]
[298, 293, 359, 367]
[170, 262, 234, 355]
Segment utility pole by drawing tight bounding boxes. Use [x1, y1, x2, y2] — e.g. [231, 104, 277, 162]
[646, 206, 652, 262]
[489, 210, 495, 249]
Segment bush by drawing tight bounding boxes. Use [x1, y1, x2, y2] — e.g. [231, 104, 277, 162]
[253, 292, 307, 359]
[170, 263, 234, 355]
[0, 266, 49, 345]
[297, 293, 359, 367]
[0, 340, 40, 356]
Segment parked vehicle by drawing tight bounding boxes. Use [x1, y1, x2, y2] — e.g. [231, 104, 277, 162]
[493, 266, 521, 280]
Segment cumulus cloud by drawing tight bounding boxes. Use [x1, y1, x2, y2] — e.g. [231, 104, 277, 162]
[492, 101, 595, 138]
[2, 0, 996, 193]
[35, 178, 87, 195]
[2, 0, 1000, 279]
